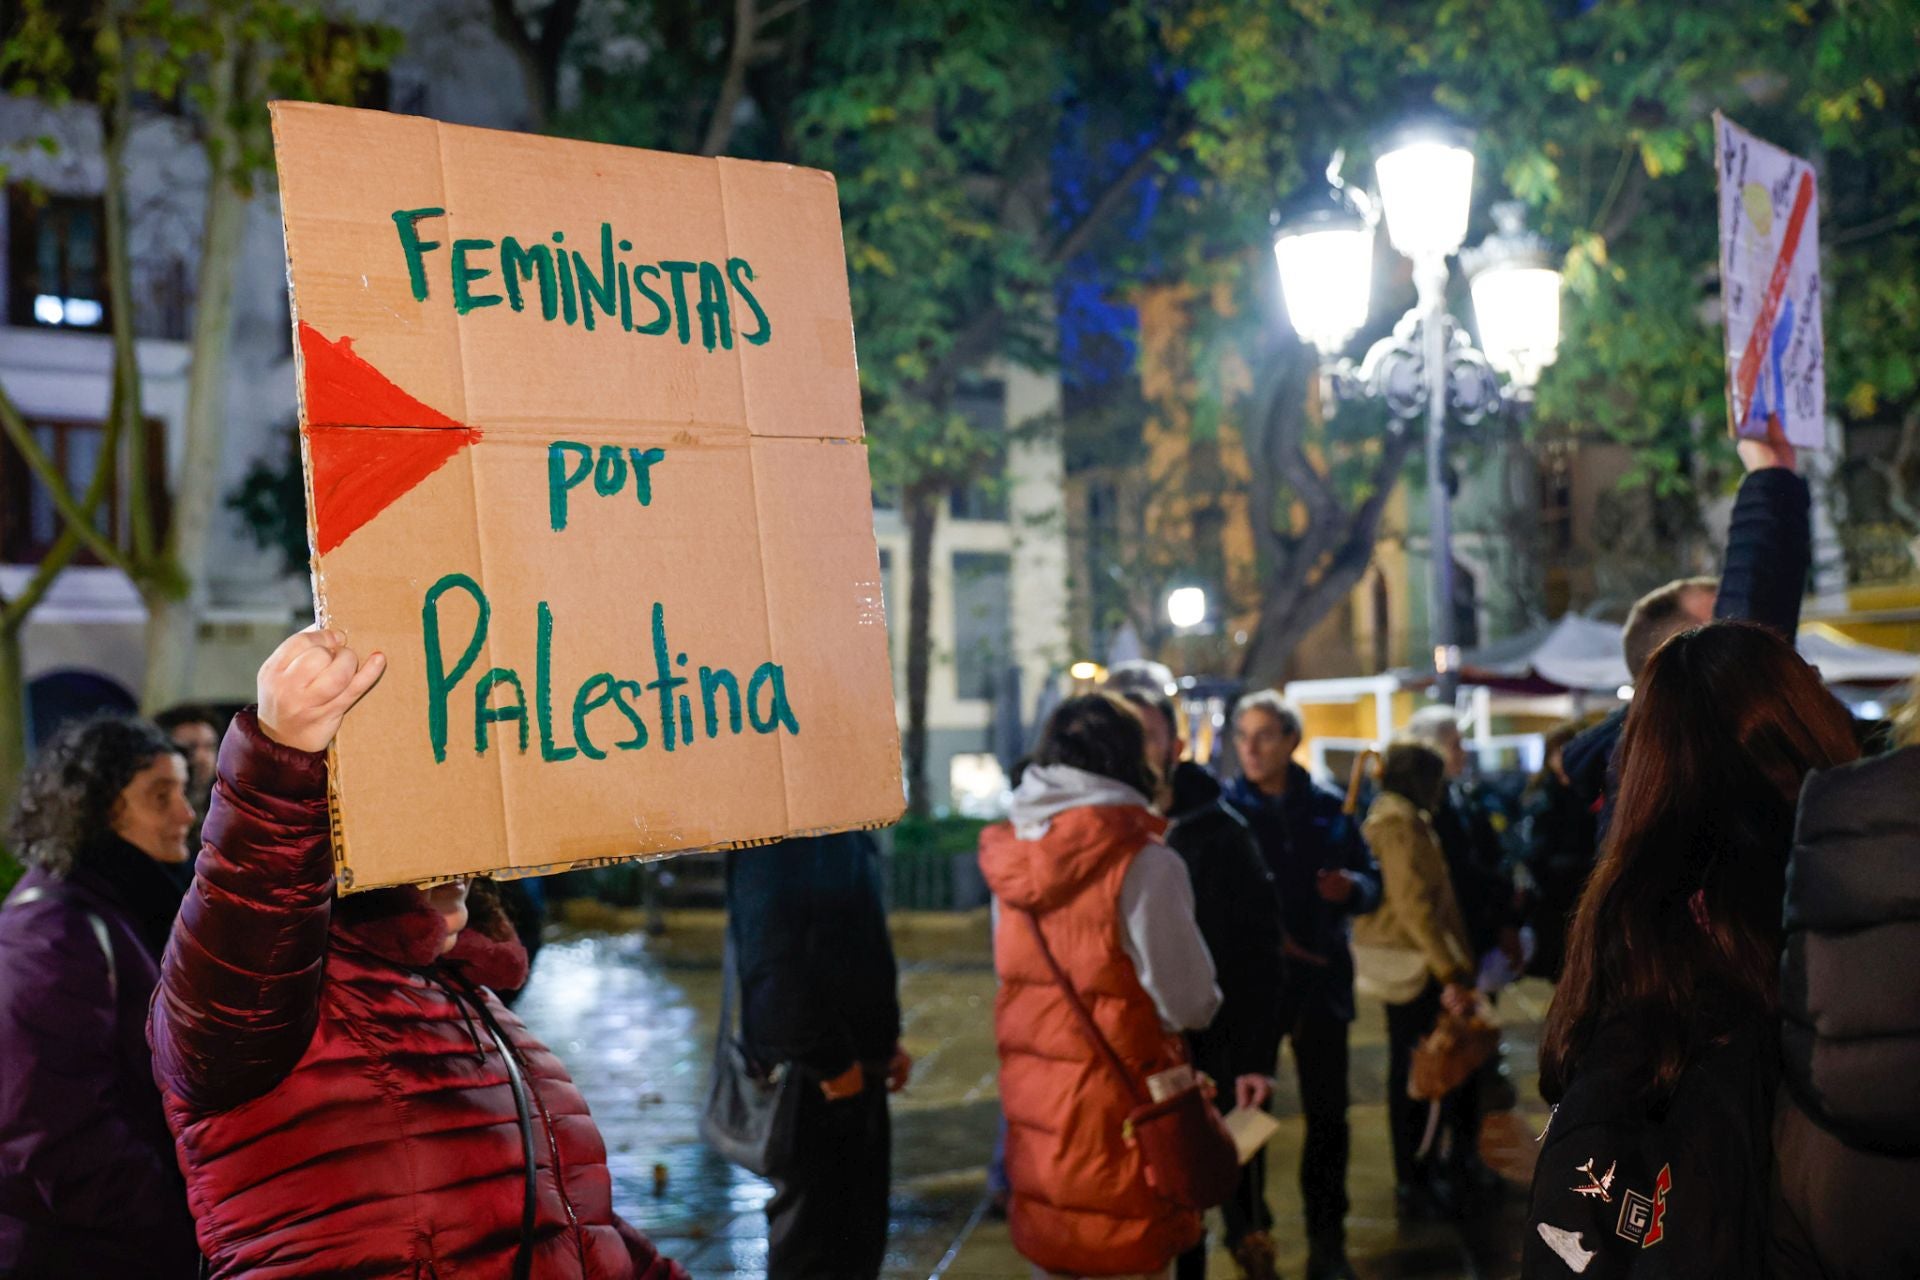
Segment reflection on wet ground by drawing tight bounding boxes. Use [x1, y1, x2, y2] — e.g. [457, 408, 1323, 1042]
[513, 913, 1546, 1278]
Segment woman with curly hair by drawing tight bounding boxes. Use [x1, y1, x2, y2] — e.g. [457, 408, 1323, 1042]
[148, 628, 687, 1279]
[0, 715, 201, 1278]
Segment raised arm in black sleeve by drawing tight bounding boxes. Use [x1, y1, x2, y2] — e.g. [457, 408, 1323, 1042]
[1714, 466, 1811, 636]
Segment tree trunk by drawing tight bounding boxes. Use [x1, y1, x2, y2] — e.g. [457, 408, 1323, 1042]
[0, 626, 25, 811]
[902, 482, 938, 818]
[1239, 546, 1380, 688]
[142, 35, 248, 713]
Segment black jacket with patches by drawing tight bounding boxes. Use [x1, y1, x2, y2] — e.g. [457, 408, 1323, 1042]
[1770, 746, 1920, 1279]
[1164, 762, 1286, 1084]
[1525, 1018, 1775, 1279]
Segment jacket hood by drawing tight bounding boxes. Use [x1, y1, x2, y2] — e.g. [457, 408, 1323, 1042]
[980, 765, 1164, 912]
[1007, 764, 1151, 838]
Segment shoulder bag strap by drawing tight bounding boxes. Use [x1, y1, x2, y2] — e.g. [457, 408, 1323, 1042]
[719, 928, 738, 1042]
[1019, 908, 1149, 1107]
[8, 884, 118, 1002]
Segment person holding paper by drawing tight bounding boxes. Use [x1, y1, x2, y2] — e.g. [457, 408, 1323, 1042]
[1111, 678, 1286, 1280]
[147, 628, 688, 1280]
[724, 831, 907, 1279]
[1222, 691, 1380, 1280]
[980, 693, 1221, 1280]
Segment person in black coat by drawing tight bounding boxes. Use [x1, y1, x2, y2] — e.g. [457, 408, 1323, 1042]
[725, 832, 907, 1280]
[1565, 438, 1811, 830]
[1119, 689, 1286, 1280]
[1771, 733, 1920, 1279]
[1222, 691, 1380, 1280]
[1517, 722, 1597, 983]
[1528, 624, 1859, 1280]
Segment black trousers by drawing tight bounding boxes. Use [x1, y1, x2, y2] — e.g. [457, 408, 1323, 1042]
[1385, 982, 1441, 1185]
[1287, 1008, 1352, 1246]
[766, 1075, 890, 1280]
[1384, 981, 1480, 1186]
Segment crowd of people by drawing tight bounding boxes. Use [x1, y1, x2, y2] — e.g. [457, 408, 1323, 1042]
[1, 438, 1917, 1279]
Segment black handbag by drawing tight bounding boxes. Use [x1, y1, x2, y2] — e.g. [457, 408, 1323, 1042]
[698, 939, 802, 1177]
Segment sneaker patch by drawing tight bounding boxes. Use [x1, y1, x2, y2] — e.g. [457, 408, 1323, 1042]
[1537, 1222, 1595, 1273]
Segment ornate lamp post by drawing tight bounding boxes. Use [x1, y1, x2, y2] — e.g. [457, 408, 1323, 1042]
[1273, 131, 1563, 703]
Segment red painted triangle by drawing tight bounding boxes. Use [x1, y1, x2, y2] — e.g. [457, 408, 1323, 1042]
[298, 322, 463, 429]
[296, 322, 479, 555]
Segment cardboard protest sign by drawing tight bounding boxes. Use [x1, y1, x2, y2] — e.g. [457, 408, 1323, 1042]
[269, 102, 902, 891]
[1715, 113, 1825, 449]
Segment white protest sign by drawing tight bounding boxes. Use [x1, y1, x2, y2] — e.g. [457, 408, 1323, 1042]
[1716, 113, 1825, 449]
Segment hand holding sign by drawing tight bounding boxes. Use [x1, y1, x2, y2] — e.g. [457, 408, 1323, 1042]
[258, 628, 388, 754]
[1736, 413, 1798, 474]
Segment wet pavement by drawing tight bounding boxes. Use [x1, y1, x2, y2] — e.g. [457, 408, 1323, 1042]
[513, 909, 1550, 1279]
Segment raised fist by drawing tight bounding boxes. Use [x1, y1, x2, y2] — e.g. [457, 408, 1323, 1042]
[257, 627, 387, 754]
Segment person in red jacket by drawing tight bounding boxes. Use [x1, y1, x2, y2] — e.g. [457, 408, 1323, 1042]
[148, 627, 688, 1280]
[980, 693, 1223, 1280]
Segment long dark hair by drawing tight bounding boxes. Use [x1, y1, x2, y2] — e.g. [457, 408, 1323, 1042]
[1540, 623, 1859, 1102]
[7, 715, 184, 877]
[1031, 692, 1158, 799]
[1379, 741, 1446, 811]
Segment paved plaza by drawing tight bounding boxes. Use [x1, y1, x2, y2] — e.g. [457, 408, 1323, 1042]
[514, 909, 1550, 1279]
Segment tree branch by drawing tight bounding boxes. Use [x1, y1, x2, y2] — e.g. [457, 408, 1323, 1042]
[700, 0, 759, 157]
[910, 112, 1186, 400]
[1045, 114, 1183, 269]
[535, 0, 583, 70]
[1595, 150, 1649, 245]
[759, 0, 809, 27]
[1869, 405, 1920, 530]
[0, 388, 134, 578]
[487, 0, 579, 124]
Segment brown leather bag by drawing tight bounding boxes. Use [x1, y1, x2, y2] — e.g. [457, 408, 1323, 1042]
[1409, 998, 1502, 1102]
[1021, 909, 1240, 1211]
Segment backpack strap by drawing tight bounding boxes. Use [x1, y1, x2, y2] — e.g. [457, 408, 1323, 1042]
[8, 884, 117, 1002]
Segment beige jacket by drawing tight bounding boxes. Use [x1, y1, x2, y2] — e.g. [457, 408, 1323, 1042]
[1353, 791, 1473, 988]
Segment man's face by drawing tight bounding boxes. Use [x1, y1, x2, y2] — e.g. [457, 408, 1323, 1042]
[1235, 708, 1299, 790]
[1137, 706, 1179, 781]
[170, 721, 218, 796]
[111, 752, 195, 864]
[1434, 724, 1469, 780]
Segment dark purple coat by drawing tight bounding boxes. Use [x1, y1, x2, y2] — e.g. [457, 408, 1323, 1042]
[0, 841, 199, 1277]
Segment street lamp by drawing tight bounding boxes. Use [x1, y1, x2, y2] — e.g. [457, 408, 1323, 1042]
[1166, 586, 1208, 631]
[1463, 201, 1562, 392]
[1272, 129, 1563, 703]
[1272, 154, 1375, 356]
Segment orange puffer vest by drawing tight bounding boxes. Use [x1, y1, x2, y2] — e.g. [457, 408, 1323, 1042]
[980, 803, 1202, 1277]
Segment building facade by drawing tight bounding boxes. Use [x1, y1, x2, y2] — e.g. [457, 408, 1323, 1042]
[0, 1, 1069, 796]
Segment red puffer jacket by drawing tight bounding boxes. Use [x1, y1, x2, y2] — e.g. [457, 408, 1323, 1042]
[148, 710, 686, 1279]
